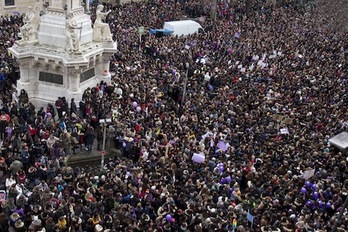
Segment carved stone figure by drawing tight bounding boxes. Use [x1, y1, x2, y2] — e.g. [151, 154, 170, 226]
[93, 4, 112, 41]
[20, 6, 40, 41]
[66, 14, 81, 53]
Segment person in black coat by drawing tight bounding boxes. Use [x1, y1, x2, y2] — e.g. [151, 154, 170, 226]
[18, 89, 28, 105]
[61, 97, 69, 117]
[96, 126, 103, 151]
[37, 107, 45, 119]
[85, 124, 95, 152]
[0, 213, 9, 232]
[79, 99, 86, 118]
[55, 97, 64, 119]
[46, 103, 56, 120]
[0, 112, 8, 140]
[70, 98, 77, 117]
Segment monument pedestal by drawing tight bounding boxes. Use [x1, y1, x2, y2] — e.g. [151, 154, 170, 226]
[9, 0, 117, 108]
[38, 12, 93, 49]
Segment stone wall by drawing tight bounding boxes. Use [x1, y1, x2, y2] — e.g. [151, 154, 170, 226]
[0, 0, 40, 16]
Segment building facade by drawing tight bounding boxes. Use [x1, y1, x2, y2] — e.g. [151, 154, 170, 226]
[1, 0, 40, 15]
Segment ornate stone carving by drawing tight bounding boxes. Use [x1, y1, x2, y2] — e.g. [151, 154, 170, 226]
[66, 14, 82, 53]
[44, 63, 51, 71]
[93, 5, 112, 41]
[17, 58, 31, 68]
[20, 6, 40, 41]
[67, 67, 81, 77]
[67, 67, 81, 92]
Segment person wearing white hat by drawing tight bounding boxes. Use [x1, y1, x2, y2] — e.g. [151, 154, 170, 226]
[94, 224, 103, 232]
[14, 219, 25, 231]
[10, 212, 21, 227]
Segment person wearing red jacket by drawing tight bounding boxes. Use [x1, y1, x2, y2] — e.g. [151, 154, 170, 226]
[17, 169, 26, 184]
[28, 124, 38, 137]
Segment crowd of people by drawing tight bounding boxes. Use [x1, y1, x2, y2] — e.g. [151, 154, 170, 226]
[0, 0, 347, 231]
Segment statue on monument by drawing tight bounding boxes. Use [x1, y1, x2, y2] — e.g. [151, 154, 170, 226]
[20, 5, 40, 41]
[66, 14, 82, 53]
[93, 4, 112, 41]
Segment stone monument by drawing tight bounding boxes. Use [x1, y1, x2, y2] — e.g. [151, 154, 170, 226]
[9, 0, 117, 107]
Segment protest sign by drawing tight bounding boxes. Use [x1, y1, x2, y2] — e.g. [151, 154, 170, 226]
[280, 128, 289, 134]
[303, 169, 315, 180]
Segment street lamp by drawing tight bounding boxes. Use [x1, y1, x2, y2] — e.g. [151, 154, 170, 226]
[179, 62, 190, 117]
[181, 62, 190, 106]
[99, 118, 112, 171]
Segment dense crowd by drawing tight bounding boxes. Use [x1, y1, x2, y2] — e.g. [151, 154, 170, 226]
[0, 0, 347, 231]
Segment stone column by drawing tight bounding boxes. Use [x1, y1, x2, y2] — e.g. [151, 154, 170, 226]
[86, 0, 90, 12]
[102, 57, 110, 77]
[94, 56, 112, 85]
[50, 0, 65, 10]
[18, 58, 32, 84]
[67, 67, 81, 92]
[16, 58, 37, 101]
